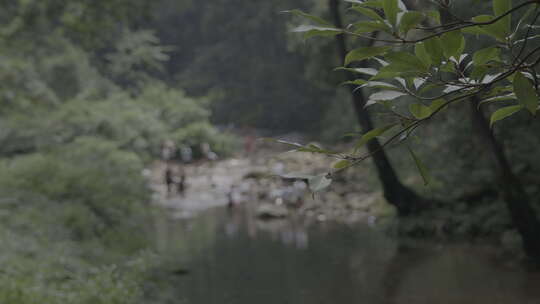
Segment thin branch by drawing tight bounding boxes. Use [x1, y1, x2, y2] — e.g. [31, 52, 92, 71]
[529, 51, 540, 67]
[513, 7, 540, 66]
[493, 44, 540, 84]
[332, 120, 421, 175]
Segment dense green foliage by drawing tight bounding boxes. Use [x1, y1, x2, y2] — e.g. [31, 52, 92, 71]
[149, 0, 347, 132]
[0, 1, 238, 302]
[287, 0, 540, 187]
[0, 137, 154, 303]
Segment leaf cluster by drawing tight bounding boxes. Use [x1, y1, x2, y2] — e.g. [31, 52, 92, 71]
[287, 0, 540, 185]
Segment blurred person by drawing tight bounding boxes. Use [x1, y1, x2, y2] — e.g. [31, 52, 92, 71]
[175, 166, 187, 196]
[165, 166, 174, 195]
[160, 139, 177, 162]
[179, 144, 193, 163]
[200, 142, 218, 187]
[200, 142, 218, 161]
[244, 131, 256, 157]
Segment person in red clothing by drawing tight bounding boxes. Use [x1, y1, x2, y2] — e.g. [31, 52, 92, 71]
[244, 129, 256, 156]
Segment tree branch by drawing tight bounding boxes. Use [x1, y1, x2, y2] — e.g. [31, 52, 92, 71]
[344, 0, 538, 44]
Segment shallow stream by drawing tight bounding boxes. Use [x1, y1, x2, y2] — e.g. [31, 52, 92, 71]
[151, 206, 540, 304]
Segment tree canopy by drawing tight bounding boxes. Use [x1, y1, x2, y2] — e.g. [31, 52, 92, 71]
[288, 0, 540, 184]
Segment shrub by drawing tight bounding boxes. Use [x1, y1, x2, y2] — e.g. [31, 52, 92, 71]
[0, 137, 149, 246]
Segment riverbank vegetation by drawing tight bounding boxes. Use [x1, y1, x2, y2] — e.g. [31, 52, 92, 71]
[0, 1, 235, 302]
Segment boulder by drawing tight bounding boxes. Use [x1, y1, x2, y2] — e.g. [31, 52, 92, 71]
[256, 203, 289, 220]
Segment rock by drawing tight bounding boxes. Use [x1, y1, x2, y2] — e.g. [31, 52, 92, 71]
[347, 194, 376, 211]
[368, 193, 397, 218]
[256, 203, 289, 220]
[323, 191, 341, 204]
[243, 171, 268, 180]
[170, 268, 190, 276]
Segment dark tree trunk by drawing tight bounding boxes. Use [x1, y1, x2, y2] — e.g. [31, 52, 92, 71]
[470, 98, 540, 260]
[328, 0, 424, 215]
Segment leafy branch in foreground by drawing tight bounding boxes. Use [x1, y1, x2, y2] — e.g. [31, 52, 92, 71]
[284, 0, 540, 188]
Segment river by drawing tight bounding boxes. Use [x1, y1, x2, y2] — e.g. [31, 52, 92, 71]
[149, 204, 540, 304]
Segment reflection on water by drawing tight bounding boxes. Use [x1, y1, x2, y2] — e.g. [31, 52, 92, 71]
[152, 206, 540, 304]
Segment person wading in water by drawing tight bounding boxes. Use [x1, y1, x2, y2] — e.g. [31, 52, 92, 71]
[161, 139, 177, 196]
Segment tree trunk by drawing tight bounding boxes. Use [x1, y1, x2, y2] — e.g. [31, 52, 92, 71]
[328, 0, 424, 215]
[470, 98, 540, 260]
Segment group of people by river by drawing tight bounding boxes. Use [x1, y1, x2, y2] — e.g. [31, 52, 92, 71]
[161, 140, 218, 196]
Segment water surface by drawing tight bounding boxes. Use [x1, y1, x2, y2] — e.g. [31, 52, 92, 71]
[152, 206, 540, 304]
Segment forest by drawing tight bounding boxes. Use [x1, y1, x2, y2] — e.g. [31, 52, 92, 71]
[1, 0, 540, 303]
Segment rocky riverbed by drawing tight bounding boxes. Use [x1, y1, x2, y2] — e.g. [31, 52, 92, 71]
[148, 147, 528, 258]
[150, 149, 399, 225]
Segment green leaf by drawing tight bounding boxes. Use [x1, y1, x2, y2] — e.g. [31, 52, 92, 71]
[362, 81, 400, 90]
[333, 160, 352, 169]
[399, 11, 424, 34]
[409, 103, 432, 119]
[335, 67, 378, 76]
[371, 63, 424, 80]
[408, 147, 431, 185]
[383, 0, 399, 26]
[355, 123, 398, 149]
[484, 85, 514, 97]
[472, 15, 508, 41]
[262, 138, 303, 149]
[308, 174, 332, 192]
[414, 43, 431, 66]
[493, 0, 511, 34]
[366, 0, 385, 7]
[284, 9, 333, 26]
[513, 72, 539, 114]
[371, 66, 402, 80]
[419, 83, 439, 94]
[413, 77, 427, 90]
[264, 139, 337, 156]
[397, 0, 408, 12]
[439, 60, 456, 73]
[385, 51, 428, 72]
[291, 25, 342, 39]
[297, 143, 338, 154]
[369, 90, 407, 101]
[490, 105, 523, 126]
[342, 79, 367, 86]
[440, 30, 465, 59]
[429, 99, 446, 112]
[423, 37, 444, 66]
[351, 6, 385, 22]
[472, 47, 500, 66]
[479, 93, 516, 106]
[347, 0, 384, 8]
[461, 26, 486, 36]
[353, 21, 392, 33]
[345, 46, 392, 65]
[471, 66, 489, 80]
